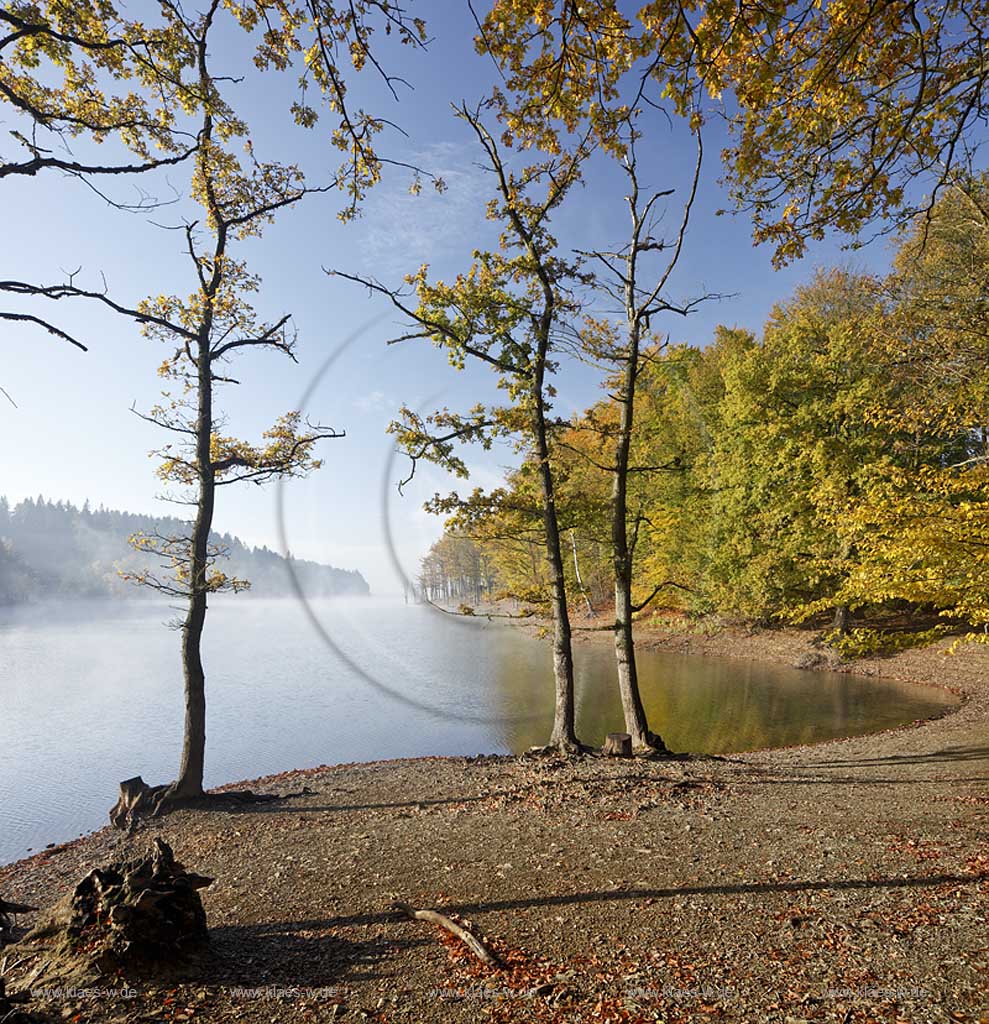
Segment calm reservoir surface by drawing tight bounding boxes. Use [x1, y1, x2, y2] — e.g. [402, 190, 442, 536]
[0, 597, 956, 864]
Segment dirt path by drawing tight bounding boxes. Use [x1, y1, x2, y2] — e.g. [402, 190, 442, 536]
[1, 630, 987, 1024]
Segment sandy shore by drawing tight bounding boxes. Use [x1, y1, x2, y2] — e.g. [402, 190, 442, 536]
[1, 626, 987, 1023]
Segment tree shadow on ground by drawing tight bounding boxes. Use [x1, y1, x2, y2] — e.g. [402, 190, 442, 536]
[717, 745, 989, 785]
[447, 871, 988, 916]
[786, 744, 989, 768]
[214, 793, 491, 815]
[206, 921, 430, 988]
[271, 870, 988, 932]
[210, 766, 721, 818]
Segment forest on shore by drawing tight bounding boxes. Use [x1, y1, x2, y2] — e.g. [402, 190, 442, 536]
[419, 179, 989, 659]
[0, 496, 369, 604]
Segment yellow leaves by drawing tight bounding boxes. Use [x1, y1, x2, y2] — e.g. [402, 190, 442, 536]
[124, 529, 250, 596]
[476, 0, 645, 155]
[2, 0, 196, 162]
[714, 0, 989, 262]
[221, 0, 259, 33]
[828, 458, 989, 627]
[349, 39, 367, 72]
[6, 0, 431, 223]
[209, 413, 330, 483]
[206, 569, 250, 594]
[403, 263, 430, 289]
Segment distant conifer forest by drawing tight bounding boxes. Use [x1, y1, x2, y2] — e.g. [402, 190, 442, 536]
[0, 496, 368, 604]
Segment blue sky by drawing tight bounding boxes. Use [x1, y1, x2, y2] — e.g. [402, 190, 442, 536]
[1, 1, 897, 594]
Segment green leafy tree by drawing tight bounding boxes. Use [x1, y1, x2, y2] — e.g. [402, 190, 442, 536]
[819, 178, 989, 632]
[336, 103, 591, 753]
[703, 271, 889, 625]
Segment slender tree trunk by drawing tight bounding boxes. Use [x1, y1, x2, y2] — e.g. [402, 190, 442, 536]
[832, 604, 851, 634]
[532, 379, 581, 754]
[571, 529, 594, 617]
[612, 320, 665, 753]
[832, 534, 853, 636]
[173, 332, 215, 798]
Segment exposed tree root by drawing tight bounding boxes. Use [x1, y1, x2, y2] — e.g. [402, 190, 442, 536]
[526, 738, 592, 758]
[634, 732, 671, 757]
[109, 776, 279, 830]
[391, 902, 499, 966]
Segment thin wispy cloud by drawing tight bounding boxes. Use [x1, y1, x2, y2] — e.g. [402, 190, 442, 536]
[355, 140, 494, 281]
[352, 389, 391, 413]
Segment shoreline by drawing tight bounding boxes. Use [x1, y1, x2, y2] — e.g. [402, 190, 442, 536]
[2, 626, 987, 1023]
[0, 620, 976, 875]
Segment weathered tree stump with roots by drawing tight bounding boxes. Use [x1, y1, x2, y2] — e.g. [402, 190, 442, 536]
[19, 838, 212, 984]
[602, 732, 633, 757]
[109, 776, 173, 829]
[109, 776, 277, 831]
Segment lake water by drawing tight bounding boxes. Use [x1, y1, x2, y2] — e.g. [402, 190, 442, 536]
[0, 597, 956, 865]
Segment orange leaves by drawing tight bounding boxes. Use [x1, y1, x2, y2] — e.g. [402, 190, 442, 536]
[887, 835, 943, 864]
[963, 851, 989, 878]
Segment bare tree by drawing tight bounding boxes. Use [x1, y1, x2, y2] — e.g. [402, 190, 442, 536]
[579, 125, 713, 752]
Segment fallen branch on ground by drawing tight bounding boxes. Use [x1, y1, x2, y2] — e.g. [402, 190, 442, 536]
[391, 901, 499, 966]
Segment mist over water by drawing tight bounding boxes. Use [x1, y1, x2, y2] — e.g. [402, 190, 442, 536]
[0, 597, 955, 865]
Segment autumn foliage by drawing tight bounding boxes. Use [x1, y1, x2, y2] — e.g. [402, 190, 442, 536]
[429, 178, 989, 648]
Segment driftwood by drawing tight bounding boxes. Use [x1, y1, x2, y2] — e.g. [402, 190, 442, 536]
[391, 902, 499, 966]
[22, 838, 212, 984]
[602, 732, 633, 757]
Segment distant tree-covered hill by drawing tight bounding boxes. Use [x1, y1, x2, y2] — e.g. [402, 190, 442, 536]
[0, 496, 369, 603]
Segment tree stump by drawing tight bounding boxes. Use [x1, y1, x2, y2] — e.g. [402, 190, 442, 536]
[602, 732, 633, 757]
[109, 777, 276, 831]
[109, 776, 172, 830]
[21, 838, 212, 984]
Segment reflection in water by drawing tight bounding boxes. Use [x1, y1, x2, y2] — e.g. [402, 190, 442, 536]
[0, 598, 955, 863]
[496, 641, 952, 754]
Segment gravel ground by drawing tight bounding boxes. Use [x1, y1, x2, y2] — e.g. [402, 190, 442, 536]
[1, 627, 987, 1024]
